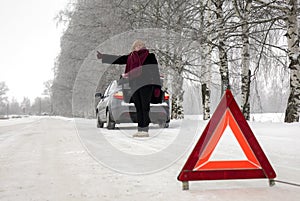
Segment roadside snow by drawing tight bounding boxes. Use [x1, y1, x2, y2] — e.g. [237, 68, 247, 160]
[0, 114, 299, 201]
[0, 116, 39, 127]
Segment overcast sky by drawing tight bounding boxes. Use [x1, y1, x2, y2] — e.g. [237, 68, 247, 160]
[0, 0, 69, 102]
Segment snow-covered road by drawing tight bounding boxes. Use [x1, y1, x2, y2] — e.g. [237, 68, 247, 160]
[0, 116, 299, 201]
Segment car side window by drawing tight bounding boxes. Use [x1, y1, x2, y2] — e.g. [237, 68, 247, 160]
[108, 81, 117, 95]
[103, 81, 117, 97]
[103, 84, 112, 97]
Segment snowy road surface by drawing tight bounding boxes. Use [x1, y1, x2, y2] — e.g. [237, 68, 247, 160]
[0, 116, 299, 201]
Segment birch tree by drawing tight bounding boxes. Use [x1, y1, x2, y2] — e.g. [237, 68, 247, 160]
[254, 0, 300, 122]
[284, 0, 300, 122]
[233, 0, 253, 120]
[200, 0, 213, 120]
[53, 0, 296, 119]
[214, 0, 230, 95]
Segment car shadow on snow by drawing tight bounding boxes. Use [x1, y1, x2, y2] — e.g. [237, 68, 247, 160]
[108, 122, 181, 130]
[111, 125, 162, 130]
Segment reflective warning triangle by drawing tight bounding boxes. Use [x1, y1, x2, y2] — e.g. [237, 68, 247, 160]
[178, 90, 276, 182]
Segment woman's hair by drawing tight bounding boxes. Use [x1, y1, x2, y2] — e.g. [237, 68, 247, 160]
[131, 39, 146, 51]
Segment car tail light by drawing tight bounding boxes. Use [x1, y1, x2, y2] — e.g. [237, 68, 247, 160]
[164, 92, 170, 101]
[113, 91, 123, 100]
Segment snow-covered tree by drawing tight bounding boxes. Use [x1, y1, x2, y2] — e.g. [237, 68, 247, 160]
[233, 0, 253, 120]
[253, 0, 300, 122]
[0, 81, 8, 105]
[53, 0, 130, 117]
[9, 98, 22, 115]
[284, 0, 300, 122]
[214, 0, 230, 95]
[53, 0, 298, 122]
[21, 97, 31, 114]
[0, 81, 9, 115]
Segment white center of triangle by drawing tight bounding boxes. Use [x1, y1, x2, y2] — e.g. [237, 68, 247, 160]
[209, 125, 248, 161]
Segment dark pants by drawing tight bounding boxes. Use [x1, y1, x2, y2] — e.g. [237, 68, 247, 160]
[132, 85, 154, 132]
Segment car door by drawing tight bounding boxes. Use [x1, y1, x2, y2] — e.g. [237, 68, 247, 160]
[98, 83, 113, 120]
[98, 81, 118, 120]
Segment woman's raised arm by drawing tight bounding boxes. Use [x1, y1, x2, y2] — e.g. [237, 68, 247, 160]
[96, 51, 128, 65]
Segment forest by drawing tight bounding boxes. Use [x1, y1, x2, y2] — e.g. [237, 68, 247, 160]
[49, 0, 300, 122]
[0, 81, 52, 117]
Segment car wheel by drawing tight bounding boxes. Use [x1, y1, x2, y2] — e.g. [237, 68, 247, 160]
[106, 111, 115, 129]
[96, 112, 104, 128]
[159, 122, 169, 128]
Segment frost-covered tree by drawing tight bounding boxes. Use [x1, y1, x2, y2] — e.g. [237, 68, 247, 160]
[118, 0, 208, 119]
[119, 0, 187, 119]
[20, 97, 31, 114]
[233, 0, 253, 120]
[213, 0, 231, 95]
[0, 81, 8, 104]
[53, 0, 130, 116]
[0, 81, 9, 115]
[53, 0, 297, 121]
[284, 0, 300, 122]
[9, 98, 22, 115]
[253, 0, 300, 122]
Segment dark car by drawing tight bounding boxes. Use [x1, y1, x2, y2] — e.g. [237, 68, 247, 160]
[95, 76, 170, 129]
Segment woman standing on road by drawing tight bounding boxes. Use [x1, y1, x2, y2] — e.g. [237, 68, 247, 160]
[96, 40, 161, 137]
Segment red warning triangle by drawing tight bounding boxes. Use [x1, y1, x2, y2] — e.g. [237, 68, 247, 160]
[178, 90, 276, 182]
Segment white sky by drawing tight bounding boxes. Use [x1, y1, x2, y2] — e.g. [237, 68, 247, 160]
[0, 0, 69, 102]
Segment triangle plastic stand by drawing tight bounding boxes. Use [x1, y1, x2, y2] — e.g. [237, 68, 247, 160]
[177, 90, 276, 190]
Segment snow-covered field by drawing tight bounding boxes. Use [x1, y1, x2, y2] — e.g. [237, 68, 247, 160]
[0, 114, 299, 201]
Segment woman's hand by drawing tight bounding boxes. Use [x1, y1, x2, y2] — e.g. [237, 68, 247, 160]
[96, 51, 103, 59]
[121, 73, 128, 78]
